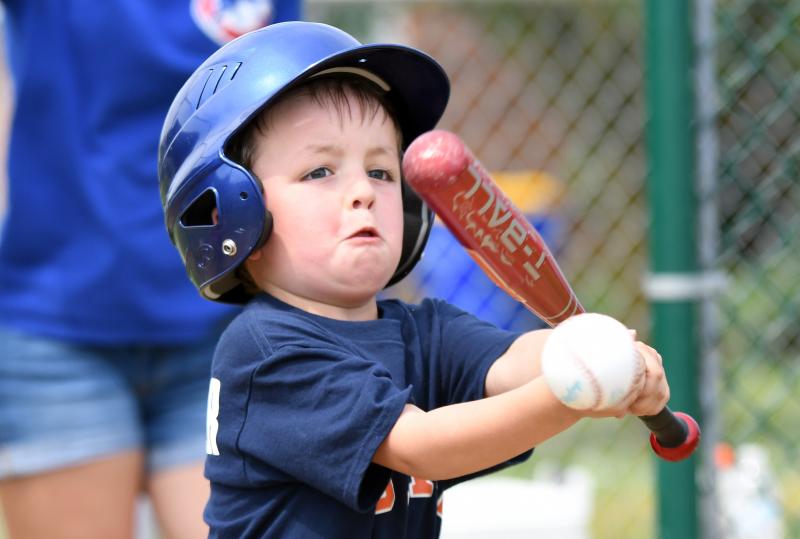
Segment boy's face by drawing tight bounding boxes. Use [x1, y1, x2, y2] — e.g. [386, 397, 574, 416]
[245, 89, 404, 317]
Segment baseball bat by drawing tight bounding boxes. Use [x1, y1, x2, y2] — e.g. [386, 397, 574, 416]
[402, 130, 700, 462]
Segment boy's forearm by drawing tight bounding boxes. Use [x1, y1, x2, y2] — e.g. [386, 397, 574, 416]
[373, 377, 581, 480]
[484, 330, 551, 397]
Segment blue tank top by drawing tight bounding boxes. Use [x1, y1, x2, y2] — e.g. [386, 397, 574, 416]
[0, 0, 301, 343]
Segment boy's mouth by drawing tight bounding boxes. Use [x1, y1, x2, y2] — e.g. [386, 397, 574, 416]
[348, 227, 379, 239]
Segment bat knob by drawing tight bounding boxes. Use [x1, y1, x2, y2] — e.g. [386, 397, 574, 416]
[649, 411, 701, 462]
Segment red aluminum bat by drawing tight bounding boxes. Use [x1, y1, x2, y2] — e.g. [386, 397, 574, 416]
[403, 129, 700, 462]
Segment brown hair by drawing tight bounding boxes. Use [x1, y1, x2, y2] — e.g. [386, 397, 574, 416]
[226, 74, 402, 170]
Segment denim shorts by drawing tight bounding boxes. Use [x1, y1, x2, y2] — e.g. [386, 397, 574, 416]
[0, 326, 218, 478]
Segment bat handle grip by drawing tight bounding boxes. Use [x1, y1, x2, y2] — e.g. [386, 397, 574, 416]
[639, 408, 700, 462]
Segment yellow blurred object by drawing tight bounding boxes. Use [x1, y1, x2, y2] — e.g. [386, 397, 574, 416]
[491, 170, 563, 214]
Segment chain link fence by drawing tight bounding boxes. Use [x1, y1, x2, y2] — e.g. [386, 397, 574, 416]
[710, 1, 799, 537]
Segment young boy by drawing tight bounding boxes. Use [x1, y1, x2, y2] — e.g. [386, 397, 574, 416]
[158, 21, 669, 538]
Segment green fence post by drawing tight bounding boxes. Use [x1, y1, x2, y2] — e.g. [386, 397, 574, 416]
[643, 1, 701, 538]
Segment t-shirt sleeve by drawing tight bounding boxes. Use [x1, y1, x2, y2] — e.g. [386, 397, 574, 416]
[236, 343, 410, 513]
[427, 300, 534, 489]
[432, 299, 522, 404]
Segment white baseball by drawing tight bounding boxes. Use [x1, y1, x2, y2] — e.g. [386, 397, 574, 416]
[541, 313, 645, 411]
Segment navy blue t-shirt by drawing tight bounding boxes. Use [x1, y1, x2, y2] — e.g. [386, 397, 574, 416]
[204, 294, 531, 538]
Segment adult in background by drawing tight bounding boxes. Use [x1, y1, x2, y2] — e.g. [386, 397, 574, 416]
[0, 2, 301, 538]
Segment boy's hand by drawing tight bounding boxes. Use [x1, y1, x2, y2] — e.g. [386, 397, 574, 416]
[581, 338, 670, 419]
[626, 341, 669, 416]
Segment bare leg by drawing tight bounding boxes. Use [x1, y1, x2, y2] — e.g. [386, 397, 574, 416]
[147, 461, 208, 539]
[0, 451, 143, 539]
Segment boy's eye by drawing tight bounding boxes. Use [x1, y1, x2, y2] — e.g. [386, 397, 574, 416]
[368, 169, 394, 182]
[303, 167, 333, 181]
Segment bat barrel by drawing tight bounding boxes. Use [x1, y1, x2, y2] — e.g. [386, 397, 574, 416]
[404, 130, 583, 325]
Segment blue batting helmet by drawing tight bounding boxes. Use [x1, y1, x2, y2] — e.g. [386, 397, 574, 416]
[158, 21, 450, 303]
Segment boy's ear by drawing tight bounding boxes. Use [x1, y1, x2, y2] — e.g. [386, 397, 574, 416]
[247, 248, 264, 262]
[212, 207, 219, 225]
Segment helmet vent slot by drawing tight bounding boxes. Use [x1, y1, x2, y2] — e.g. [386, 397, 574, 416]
[180, 190, 218, 227]
[195, 62, 243, 110]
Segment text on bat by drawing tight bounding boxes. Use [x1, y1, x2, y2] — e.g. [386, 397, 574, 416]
[462, 165, 544, 281]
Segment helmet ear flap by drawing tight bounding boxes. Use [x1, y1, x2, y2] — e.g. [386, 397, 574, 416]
[169, 162, 272, 302]
[388, 180, 433, 287]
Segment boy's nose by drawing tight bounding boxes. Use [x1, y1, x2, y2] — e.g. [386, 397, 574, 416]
[348, 175, 376, 210]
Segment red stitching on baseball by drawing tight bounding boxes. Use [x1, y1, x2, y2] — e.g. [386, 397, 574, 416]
[566, 340, 603, 409]
[620, 350, 646, 403]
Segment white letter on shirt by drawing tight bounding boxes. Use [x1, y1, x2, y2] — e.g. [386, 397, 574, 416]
[206, 377, 221, 456]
